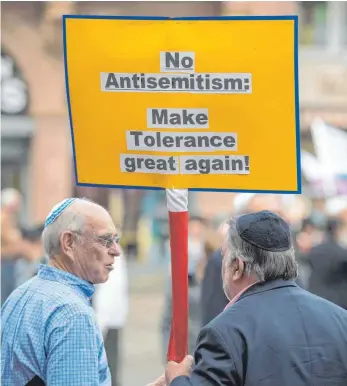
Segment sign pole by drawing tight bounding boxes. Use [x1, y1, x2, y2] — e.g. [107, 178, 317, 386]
[166, 188, 189, 362]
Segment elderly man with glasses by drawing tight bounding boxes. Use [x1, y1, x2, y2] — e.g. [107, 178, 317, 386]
[1, 197, 121, 386]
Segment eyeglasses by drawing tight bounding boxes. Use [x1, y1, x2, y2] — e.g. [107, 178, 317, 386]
[72, 230, 121, 249]
[95, 234, 121, 249]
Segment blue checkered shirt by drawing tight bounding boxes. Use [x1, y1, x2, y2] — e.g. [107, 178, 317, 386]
[1, 264, 111, 385]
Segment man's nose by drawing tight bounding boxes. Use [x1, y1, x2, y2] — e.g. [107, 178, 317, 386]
[109, 242, 121, 256]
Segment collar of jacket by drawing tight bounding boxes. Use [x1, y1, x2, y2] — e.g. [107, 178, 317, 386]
[235, 279, 298, 304]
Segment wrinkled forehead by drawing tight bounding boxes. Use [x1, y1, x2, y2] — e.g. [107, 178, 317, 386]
[84, 206, 117, 235]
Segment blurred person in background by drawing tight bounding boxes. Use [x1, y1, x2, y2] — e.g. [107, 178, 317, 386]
[1, 188, 38, 305]
[195, 214, 229, 284]
[310, 197, 328, 229]
[1, 197, 121, 385]
[249, 194, 283, 213]
[276, 194, 321, 289]
[161, 216, 206, 360]
[187, 216, 207, 284]
[200, 221, 229, 327]
[16, 224, 46, 286]
[162, 210, 347, 386]
[93, 254, 129, 386]
[295, 195, 327, 257]
[307, 198, 347, 310]
[295, 215, 326, 288]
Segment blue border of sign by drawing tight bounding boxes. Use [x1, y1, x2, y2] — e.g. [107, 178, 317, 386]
[62, 14, 301, 194]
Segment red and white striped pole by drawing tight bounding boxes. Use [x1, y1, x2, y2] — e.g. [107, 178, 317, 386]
[166, 188, 189, 363]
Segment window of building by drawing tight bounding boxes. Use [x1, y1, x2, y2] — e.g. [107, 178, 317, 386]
[299, 1, 328, 46]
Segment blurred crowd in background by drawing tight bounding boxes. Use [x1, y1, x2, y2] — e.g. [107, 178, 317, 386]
[1, 1, 347, 385]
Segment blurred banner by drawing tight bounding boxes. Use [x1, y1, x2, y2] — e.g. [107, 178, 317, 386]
[302, 119, 347, 197]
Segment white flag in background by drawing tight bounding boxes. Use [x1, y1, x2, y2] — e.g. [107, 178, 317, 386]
[301, 150, 322, 182]
[310, 118, 347, 196]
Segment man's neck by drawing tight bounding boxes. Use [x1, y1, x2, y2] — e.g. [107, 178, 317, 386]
[226, 280, 259, 309]
[48, 257, 90, 283]
[49, 258, 74, 275]
[231, 277, 258, 301]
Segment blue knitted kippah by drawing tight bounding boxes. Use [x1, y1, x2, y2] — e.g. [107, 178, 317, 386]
[44, 198, 76, 228]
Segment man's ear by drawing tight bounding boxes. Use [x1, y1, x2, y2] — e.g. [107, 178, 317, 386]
[231, 257, 245, 281]
[60, 231, 75, 259]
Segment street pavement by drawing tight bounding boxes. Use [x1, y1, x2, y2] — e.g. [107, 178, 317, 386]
[121, 263, 167, 386]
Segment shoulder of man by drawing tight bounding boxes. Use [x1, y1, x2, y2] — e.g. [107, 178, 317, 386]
[199, 304, 249, 348]
[204, 287, 272, 338]
[191, 320, 244, 383]
[44, 301, 101, 346]
[26, 279, 96, 326]
[35, 276, 90, 305]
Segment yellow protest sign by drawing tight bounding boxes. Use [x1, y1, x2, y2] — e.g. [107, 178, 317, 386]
[63, 15, 301, 193]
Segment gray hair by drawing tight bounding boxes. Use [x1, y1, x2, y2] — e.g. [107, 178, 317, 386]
[42, 197, 98, 258]
[224, 217, 298, 281]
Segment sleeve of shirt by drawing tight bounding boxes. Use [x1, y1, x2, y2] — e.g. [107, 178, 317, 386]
[171, 325, 241, 386]
[45, 311, 105, 386]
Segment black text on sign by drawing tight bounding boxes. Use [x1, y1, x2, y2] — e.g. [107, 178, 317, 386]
[126, 131, 237, 152]
[147, 108, 209, 129]
[120, 154, 179, 174]
[160, 52, 195, 73]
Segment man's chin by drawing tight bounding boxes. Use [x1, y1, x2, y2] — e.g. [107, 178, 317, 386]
[100, 274, 109, 284]
[92, 273, 109, 285]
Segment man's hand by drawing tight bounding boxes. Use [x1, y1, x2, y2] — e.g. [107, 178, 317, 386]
[165, 355, 194, 385]
[146, 373, 166, 386]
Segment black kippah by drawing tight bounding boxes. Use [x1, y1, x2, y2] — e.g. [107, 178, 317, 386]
[236, 210, 291, 252]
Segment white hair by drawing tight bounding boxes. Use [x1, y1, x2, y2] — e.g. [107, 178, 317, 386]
[41, 197, 101, 258]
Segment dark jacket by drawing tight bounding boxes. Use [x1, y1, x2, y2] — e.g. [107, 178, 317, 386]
[172, 280, 347, 386]
[200, 249, 229, 327]
[307, 239, 347, 309]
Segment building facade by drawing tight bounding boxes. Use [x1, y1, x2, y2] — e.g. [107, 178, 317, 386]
[1, 1, 346, 228]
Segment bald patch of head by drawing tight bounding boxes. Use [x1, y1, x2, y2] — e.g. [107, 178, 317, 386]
[64, 199, 113, 232]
